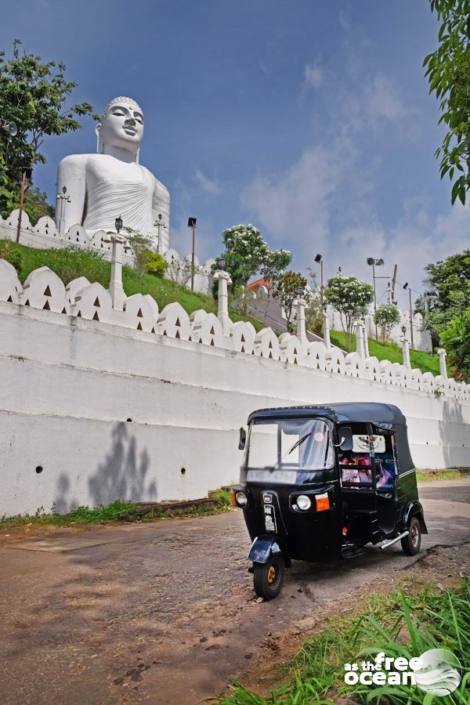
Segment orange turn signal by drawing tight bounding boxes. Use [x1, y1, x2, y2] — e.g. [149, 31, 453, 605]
[315, 493, 330, 512]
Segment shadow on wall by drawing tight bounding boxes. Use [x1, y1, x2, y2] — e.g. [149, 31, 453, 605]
[439, 399, 467, 468]
[53, 422, 157, 513]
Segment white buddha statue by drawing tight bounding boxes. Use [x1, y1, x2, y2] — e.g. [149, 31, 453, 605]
[56, 96, 170, 251]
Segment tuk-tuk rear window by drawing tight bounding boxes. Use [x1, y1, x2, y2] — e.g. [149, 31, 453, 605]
[247, 418, 334, 471]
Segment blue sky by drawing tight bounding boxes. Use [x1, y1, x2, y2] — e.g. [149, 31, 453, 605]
[1, 0, 468, 307]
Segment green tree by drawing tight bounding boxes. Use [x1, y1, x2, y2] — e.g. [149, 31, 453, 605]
[418, 250, 470, 380]
[440, 309, 470, 381]
[374, 304, 401, 342]
[272, 270, 308, 332]
[325, 275, 374, 343]
[424, 0, 470, 204]
[215, 224, 291, 291]
[0, 39, 94, 216]
[419, 250, 470, 339]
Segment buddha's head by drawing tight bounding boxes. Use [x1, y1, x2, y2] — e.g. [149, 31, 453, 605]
[96, 97, 144, 159]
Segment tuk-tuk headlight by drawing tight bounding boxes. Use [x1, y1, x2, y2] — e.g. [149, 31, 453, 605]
[296, 494, 312, 511]
[235, 490, 248, 508]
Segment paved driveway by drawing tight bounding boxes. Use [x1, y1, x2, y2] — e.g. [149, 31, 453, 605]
[0, 480, 469, 705]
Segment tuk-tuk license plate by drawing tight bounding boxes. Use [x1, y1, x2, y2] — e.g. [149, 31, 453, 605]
[247, 469, 298, 484]
[264, 504, 277, 533]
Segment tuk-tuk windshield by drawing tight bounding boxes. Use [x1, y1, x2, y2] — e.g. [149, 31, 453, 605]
[247, 418, 334, 471]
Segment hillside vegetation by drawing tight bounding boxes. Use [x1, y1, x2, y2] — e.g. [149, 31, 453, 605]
[0, 240, 262, 328]
[0, 241, 445, 376]
[330, 330, 442, 376]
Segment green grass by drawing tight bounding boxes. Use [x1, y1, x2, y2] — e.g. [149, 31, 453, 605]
[416, 469, 470, 482]
[0, 240, 263, 329]
[0, 500, 137, 528]
[221, 579, 470, 705]
[330, 329, 442, 376]
[0, 493, 232, 529]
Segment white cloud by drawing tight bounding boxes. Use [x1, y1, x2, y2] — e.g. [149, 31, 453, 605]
[365, 75, 409, 122]
[194, 169, 221, 195]
[241, 137, 357, 256]
[304, 62, 323, 88]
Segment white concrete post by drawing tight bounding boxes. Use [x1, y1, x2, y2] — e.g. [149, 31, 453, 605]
[363, 320, 370, 358]
[103, 233, 127, 311]
[437, 348, 448, 379]
[355, 320, 366, 359]
[322, 310, 331, 349]
[295, 298, 307, 343]
[401, 337, 411, 369]
[214, 270, 232, 335]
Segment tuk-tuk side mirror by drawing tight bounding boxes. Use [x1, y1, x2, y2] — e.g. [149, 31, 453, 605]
[238, 427, 247, 451]
[339, 426, 353, 452]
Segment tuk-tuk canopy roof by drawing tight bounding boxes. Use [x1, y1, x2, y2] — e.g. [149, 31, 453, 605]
[247, 403, 414, 473]
[247, 402, 406, 427]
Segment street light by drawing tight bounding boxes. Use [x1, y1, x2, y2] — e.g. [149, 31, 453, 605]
[115, 215, 123, 234]
[366, 257, 384, 339]
[56, 185, 71, 235]
[314, 253, 324, 309]
[0, 119, 18, 137]
[154, 213, 167, 253]
[187, 217, 197, 291]
[403, 282, 415, 349]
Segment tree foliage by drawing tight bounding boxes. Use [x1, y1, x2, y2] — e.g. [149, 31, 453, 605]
[419, 250, 470, 380]
[424, 0, 470, 204]
[374, 304, 401, 342]
[216, 224, 291, 291]
[272, 270, 308, 332]
[325, 275, 374, 338]
[0, 39, 94, 216]
[440, 309, 470, 380]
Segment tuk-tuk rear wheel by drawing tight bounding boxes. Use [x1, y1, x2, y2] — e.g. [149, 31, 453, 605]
[253, 556, 285, 600]
[401, 516, 422, 556]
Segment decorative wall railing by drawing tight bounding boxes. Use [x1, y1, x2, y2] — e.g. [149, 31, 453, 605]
[0, 257, 468, 403]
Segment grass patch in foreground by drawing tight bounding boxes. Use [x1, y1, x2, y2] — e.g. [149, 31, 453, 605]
[417, 469, 470, 482]
[330, 329, 442, 376]
[221, 578, 469, 705]
[0, 494, 231, 530]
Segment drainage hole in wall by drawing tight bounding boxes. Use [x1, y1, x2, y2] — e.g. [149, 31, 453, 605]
[180, 467, 186, 475]
[126, 418, 133, 423]
[35, 465, 44, 474]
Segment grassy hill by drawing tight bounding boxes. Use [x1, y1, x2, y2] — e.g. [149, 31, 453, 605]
[0, 240, 444, 376]
[330, 329, 442, 376]
[0, 240, 262, 329]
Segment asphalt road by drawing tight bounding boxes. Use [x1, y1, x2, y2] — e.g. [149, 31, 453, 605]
[0, 479, 469, 705]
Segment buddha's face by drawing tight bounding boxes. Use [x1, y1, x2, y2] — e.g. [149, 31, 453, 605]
[99, 101, 144, 152]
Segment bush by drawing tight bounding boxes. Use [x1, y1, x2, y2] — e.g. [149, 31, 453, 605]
[0, 241, 22, 272]
[142, 250, 168, 278]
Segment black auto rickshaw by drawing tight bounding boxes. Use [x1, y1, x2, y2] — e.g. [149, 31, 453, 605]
[233, 402, 427, 600]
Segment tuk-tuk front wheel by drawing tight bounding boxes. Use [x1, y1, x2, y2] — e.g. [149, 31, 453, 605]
[401, 517, 422, 556]
[253, 556, 285, 600]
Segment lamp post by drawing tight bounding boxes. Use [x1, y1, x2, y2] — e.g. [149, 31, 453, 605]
[154, 213, 167, 253]
[314, 253, 324, 310]
[102, 216, 128, 311]
[0, 119, 18, 139]
[187, 217, 197, 291]
[214, 257, 232, 335]
[56, 185, 71, 235]
[403, 282, 415, 350]
[366, 257, 384, 339]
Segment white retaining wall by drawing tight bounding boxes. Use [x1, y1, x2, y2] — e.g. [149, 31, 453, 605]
[0, 261, 469, 517]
